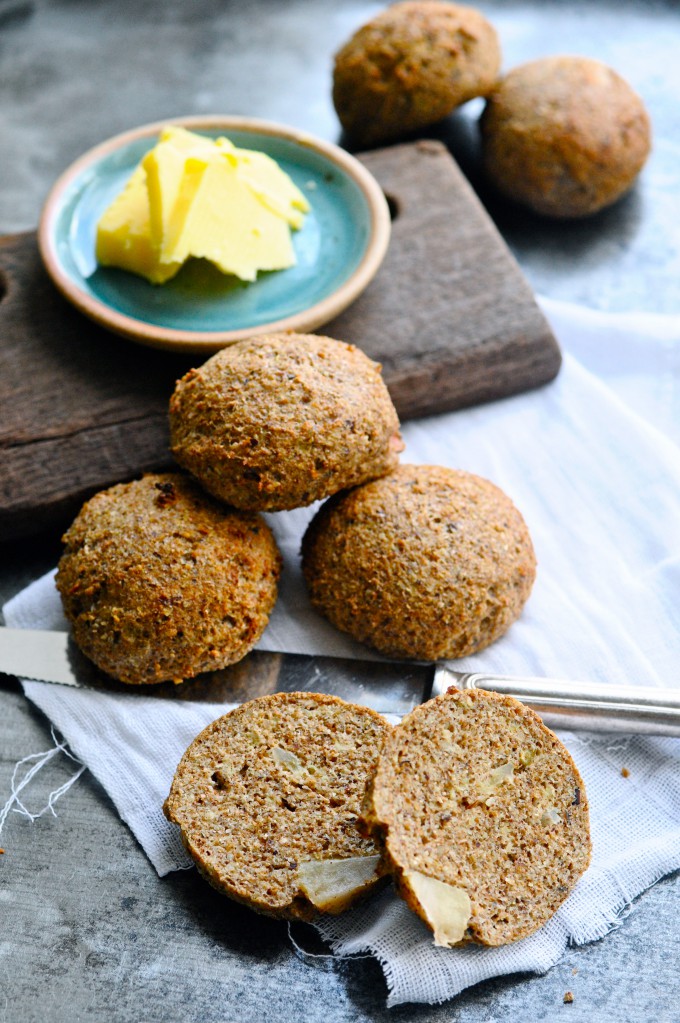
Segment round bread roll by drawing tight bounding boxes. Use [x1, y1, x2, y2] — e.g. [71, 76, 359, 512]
[169, 333, 403, 512]
[480, 55, 651, 218]
[363, 686, 591, 946]
[56, 473, 281, 685]
[301, 464, 536, 660]
[333, 1, 501, 148]
[164, 692, 391, 919]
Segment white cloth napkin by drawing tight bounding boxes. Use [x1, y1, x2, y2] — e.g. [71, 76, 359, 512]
[4, 297, 680, 1006]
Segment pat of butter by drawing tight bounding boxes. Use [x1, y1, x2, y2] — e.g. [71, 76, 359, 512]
[143, 126, 224, 252]
[158, 151, 296, 281]
[95, 165, 181, 284]
[95, 125, 310, 285]
[217, 137, 310, 229]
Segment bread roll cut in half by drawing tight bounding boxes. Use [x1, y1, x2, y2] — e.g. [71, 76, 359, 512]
[363, 687, 591, 946]
[164, 692, 392, 919]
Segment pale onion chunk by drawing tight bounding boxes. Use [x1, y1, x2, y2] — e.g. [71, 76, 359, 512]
[298, 855, 382, 912]
[271, 746, 304, 772]
[403, 870, 471, 947]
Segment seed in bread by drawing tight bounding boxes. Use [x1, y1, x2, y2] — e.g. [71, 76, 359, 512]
[480, 56, 652, 218]
[333, 1, 501, 148]
[363, 687, 591, 946]
[169, 332, 404, 512]
[56, 472, 281, 685]
[301, 464, 536, 661]
[164, 692, 391, 919]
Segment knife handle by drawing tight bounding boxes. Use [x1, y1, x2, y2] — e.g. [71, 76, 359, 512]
[434, 667, 680, 738]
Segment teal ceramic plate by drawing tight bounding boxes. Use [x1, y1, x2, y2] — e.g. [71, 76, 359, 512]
[38, 116, 391, 353]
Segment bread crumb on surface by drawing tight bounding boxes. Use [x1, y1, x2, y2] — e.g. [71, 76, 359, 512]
[621, 767, 630, 778]
[564, 991, 574, 1004]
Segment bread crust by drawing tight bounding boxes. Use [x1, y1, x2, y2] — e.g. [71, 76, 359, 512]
[56, 472, 281, 684]
[481, 56, 651, 218]
[333, 1, 501, 147]
[169, 333, 403, 512]
[363, 687, 591, 945]
[301, 464, 536, 660]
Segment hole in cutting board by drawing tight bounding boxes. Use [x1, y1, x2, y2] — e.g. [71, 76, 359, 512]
[383, 192, 401, 221]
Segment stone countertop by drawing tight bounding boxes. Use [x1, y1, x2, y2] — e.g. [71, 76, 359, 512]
[1, 2, 679, 1021]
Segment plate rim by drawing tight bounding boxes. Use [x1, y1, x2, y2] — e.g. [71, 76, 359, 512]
[38, 114, 391, 353]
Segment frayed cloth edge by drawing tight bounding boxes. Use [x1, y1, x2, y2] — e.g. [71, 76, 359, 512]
[313, 851, 680, 1008]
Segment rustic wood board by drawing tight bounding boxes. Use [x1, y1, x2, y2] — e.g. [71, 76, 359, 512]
[0, 140, 560, 541]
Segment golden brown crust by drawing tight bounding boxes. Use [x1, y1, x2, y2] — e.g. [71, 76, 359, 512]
[56, 472, 281, 685]
[480, 55, 651, 218]
[364, 687, 591, 946]
[164, 692, 391, 919]
[333, 1, 501, 147]
[301, 464, 536, 660]
[169, 332, 403, 512]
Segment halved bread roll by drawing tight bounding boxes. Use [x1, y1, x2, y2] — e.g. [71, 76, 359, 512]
[363, 686, 591, 946]
[164, 691, 391, 919]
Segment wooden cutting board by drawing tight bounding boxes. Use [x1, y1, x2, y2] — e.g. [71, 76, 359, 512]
[0, 140, 560, 541]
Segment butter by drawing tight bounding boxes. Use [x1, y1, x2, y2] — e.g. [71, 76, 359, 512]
[157, 146, 295, 281]
[95, 165, 181, 284]
[95, 126, 310, 284]
[143, 126, 220, 252]
[217, 138, 310, 229]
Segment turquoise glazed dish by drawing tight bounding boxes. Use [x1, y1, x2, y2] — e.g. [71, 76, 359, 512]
[38, 116, 391, 352]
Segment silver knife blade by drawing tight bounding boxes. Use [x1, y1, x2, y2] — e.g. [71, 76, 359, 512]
[2, 626, 680, 736]
[0, 626, 433, 716]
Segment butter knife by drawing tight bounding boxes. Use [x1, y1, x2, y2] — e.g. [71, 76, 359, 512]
[1, 625, 680, 736]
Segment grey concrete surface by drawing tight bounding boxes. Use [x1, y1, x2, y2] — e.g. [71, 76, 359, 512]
[2, 677, 680, 1023]
[1, 0, 679, 312]
[2, 2, 680, 1021]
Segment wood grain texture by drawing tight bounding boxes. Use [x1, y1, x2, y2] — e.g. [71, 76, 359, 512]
[0, 141, 560, 541]
[328, 142, 561, 418]
[0, 232, 189, 538]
